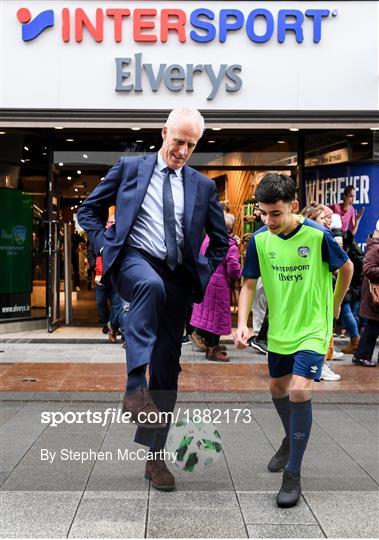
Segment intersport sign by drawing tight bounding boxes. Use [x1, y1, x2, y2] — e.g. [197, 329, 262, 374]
[17, 5, 334, 43]
[1, 1, 377, 110]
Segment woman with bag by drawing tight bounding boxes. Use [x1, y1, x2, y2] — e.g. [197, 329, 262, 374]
[191, 213, 242, 362]
[353, 220, 379, 367]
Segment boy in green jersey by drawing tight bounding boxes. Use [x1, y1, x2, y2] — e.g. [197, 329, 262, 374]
[235, 173, 353, 508]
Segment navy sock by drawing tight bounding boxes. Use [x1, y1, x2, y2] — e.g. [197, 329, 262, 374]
[272, 395, 291, 447]
[126, 365, 147, 396]
[287, 399, 312, 474]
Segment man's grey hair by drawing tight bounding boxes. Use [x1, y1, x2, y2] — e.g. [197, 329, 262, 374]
[224, 212, 235, 233]
[165, 108, 205, 136]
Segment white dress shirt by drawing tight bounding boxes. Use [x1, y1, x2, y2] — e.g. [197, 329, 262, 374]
[127, 152, 184, 263]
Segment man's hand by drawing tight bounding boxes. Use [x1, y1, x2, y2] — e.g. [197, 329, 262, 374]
[234, 326, 250, 349]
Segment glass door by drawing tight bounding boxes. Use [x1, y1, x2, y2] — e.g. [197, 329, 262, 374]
[47, 151, 61, 332]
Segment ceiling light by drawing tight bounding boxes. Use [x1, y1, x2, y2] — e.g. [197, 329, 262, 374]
[67, 176, 72, 180]
[212, 127, 222, 131]
[66, 138, 74, 142]
[79, 200, 83, 203]
[289, 127, 299, 132]
[21, 159, 25, 163]
[131, 127, 141, 131]
[101, 177, 105, 181]
[74, 188, 79, 192]
[42, 152, 47, 156]
[24, 146, 29, 151]
[54, 126, 64, 130]
[70, 206, 74, 210]
[208, 140, 215, 143]
[136, 139, 143, 143]
[149, 145, 155, 150]
[74, 205, 78, 209]
[370, 127, 379, 131]
[58, 162, 64, 167]
[277, 140, 286, 144]
[77, 170, 82, 175]
[83, 154, 88, 159]
[0, 131, 6, 135]
[361, 141, 369, 145]
[346, 133, 354, 137]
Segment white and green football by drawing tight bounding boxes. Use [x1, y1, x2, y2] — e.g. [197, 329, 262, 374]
[165, 418, 222, 473]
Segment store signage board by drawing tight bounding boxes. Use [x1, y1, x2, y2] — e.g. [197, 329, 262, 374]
[0, 1, 377, 110]
[304, 148, 350, 167]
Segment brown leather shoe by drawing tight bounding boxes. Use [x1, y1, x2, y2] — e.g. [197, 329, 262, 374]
[212, 344, 227, 353]
[190, 331, 207, 352]
[206, 346, 230, 362]
[341, 336, 360, 354]
[108, 324, 117, 344]
[145, 458, 176, 491]
[122, 388, 166, 428]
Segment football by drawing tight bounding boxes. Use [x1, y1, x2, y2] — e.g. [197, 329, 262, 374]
[165, 417, 222, 473]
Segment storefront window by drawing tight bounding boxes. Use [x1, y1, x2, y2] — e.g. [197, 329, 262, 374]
[0, 130, 49, 321]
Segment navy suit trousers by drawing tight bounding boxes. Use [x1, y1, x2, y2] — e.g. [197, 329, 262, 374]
[112, 246, 191, 450]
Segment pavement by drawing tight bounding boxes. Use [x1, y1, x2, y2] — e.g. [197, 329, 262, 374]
[1, 328, 378, 538]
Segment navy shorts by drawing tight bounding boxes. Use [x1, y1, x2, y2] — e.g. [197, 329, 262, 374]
[268, 350, 324, 382]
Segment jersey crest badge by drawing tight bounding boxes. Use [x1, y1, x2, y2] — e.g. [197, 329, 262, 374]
[297, 246, 310, 258]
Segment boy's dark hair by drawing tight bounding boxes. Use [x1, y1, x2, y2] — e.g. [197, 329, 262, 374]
[255, 173, 296, 204]
[343, 185, 354, 198]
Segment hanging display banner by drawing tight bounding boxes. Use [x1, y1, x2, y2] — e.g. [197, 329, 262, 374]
[0, 189, 32, 318]
[303, 163, 379, 248]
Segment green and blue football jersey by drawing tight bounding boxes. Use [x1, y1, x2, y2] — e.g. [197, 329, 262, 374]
[243, 217, 348, 355]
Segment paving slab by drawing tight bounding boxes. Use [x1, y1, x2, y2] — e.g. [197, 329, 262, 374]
[338, 404, 379, 434]
[147, 506, 247, 538]
[238, 491, 317, 525]
[86, 422, 151, 492]
[246, 524, 324, 538]
[0, 491, 81, 537]
[304, 490, 379, 538]
[0, 402, 27, 425]
[0, 401, 66, 481]
[251, 406, 378, 491]
[68, 491, 148, 538]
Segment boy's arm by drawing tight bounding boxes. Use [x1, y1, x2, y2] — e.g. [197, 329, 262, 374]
[234, 278, 257, 349]
[333, 259, 354, 318]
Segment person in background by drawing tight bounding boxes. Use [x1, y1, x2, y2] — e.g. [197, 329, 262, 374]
[86, 239, 96, 291]
[71, 229, 85, 292]
[252, 204, 264, 232]
[352, 220, 379, 367]
[94, 215, 122, 343]
[191, 213, 242, 362]
[329, 185, 364, 235]
[300, 203, 341, 381]
[339, 231, 364, 355]
[248, 279, 268, 354]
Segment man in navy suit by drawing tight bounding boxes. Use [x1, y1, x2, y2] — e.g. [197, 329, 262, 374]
[78, 108, 228, 491]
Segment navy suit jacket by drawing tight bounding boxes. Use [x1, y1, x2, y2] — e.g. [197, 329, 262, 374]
[77, 155, 229, 302]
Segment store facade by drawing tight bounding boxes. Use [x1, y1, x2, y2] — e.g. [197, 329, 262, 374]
[1, 0, 378, 331]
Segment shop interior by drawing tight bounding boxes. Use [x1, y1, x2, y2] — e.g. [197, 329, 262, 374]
[0, 126, 376, 328]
